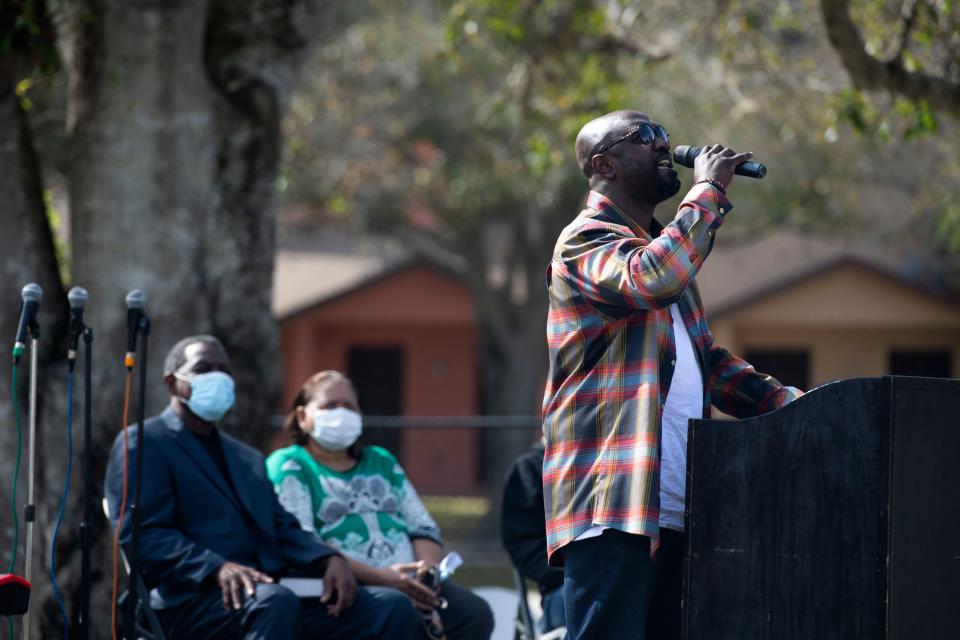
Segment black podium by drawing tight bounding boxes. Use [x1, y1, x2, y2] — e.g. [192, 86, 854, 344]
[684, 376, 960, 639]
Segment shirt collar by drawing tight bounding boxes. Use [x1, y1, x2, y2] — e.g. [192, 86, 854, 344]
[585, 190, 663, 238]
[162, 405, 218, 440]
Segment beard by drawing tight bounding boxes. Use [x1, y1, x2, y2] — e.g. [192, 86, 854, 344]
[621, 158, 681, 203]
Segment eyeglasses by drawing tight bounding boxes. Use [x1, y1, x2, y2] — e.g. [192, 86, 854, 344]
[595, 122, 669, 155]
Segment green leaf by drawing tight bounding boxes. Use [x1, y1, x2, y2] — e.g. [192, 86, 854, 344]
[937, 201, 960, 254]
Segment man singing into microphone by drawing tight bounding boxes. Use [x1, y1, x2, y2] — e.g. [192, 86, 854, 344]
[541, 110, 803, 640]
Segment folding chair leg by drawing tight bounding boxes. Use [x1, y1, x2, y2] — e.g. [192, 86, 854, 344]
[512, 568, 538, 640]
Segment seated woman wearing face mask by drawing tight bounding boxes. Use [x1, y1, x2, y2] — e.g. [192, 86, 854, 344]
[266, 370, 494, 640]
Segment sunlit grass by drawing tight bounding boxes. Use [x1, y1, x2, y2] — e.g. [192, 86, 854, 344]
[422, 495, 490, 517]
[420, 495, 514, 587]
[422, 495, 492, 540]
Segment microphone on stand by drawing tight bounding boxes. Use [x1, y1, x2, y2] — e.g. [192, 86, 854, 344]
[63, 285, 97, 640]
[123, 293, 151, 640]
[8, 283, 42, 635]
[68, 287, 88, 371]
[125, 290, 145, 370]
[12, 283, 43, 364]
[672, 145, 768, 179]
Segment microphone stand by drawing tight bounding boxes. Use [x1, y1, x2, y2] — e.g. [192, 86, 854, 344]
[124, 316, 149, 640]
[78, 326, 93, 640]
[22, 336, 39, 640]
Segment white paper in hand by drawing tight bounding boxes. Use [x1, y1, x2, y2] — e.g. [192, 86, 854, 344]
[439, 551, 463, 581]
[278, 577, 324, 598]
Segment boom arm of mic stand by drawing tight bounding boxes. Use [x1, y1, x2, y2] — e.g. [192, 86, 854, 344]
[125, 316, 150, 640]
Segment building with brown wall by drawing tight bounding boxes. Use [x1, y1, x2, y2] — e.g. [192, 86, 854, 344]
[274, 242, 481, 494]
[274, 231, 960, 494]
[697, 233, 960, 390]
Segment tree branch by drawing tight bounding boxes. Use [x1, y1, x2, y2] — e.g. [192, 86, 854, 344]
[890, 0, 920, 63]
[819, 0, 960, 115]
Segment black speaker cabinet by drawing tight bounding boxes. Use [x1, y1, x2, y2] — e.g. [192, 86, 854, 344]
[685, 376, 960, 639]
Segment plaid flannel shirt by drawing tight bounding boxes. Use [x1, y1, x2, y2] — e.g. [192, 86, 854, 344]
[542, 184, 802, 564]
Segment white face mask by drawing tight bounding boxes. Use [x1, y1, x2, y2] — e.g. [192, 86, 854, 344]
[309, 407, 362, 451]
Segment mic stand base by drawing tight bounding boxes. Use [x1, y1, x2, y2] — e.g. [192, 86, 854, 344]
[0, 574, 31, 616]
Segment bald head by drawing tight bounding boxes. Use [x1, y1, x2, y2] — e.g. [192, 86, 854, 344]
[575, 110, 649, 178]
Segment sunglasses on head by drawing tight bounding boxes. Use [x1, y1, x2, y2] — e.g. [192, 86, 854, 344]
[595, 122, 669, 155]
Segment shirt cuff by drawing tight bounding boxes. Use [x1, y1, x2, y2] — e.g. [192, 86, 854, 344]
[685, 181, 733, 219]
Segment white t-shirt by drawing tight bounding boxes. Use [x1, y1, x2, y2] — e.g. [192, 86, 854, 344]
[658, 303, 704, 531]
[574, 303, 703, 541]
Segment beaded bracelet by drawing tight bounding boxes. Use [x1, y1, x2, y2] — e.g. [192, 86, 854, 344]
[694, 179, 726, 194]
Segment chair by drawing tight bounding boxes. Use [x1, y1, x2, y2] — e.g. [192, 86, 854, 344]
[512, 567, 567, 640]
[512, 567, 537, 640]
[102, 499, 167, 640]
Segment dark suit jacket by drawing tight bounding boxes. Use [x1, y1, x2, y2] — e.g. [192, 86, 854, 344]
[105, 407, 337, 610]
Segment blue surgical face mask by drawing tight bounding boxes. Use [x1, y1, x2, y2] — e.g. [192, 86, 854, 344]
[176, 371, 236, 422]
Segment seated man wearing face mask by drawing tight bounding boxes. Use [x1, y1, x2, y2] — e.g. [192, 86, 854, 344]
[104, 335, 421, 639]
[266, 370, 494, 640]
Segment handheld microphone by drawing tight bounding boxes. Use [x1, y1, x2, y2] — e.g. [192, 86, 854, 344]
[13, 283, 43, 364]
[673, 145, 767, 179]
[125, 289, 145, 369]
[67, 287, 88, 368]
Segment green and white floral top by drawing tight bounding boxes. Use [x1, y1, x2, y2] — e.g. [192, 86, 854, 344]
[266, 444, 441, 569]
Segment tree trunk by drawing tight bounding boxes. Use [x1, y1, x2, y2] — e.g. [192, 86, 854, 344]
[468, 221, 550, 538]
[0, 53, 70, 639]
[44, 0, 340, 636]
[473, 192, 580, 544]
[202, 0, 345, 447]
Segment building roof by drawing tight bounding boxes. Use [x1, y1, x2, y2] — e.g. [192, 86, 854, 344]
[695, 231, 957, 317]
[272, 229, 468, 320]
[272, 228, 414, 319]
[273, 229, 957, 320]
[272, 249, 401, 318]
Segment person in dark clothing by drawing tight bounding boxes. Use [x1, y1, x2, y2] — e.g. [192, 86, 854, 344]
[501, 441, 565, 633]
[104, 334, 421, 639]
